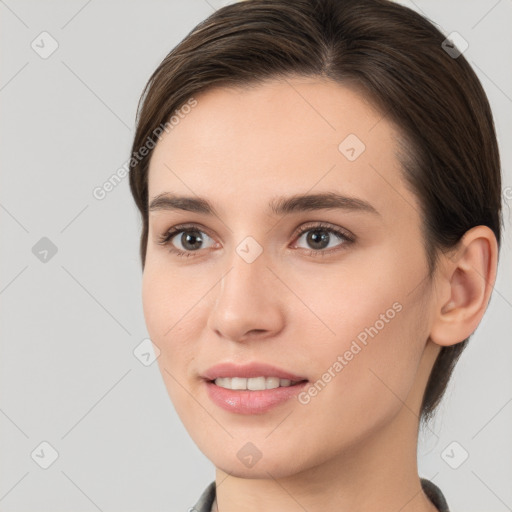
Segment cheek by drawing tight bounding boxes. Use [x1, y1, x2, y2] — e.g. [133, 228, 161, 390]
[142, 268, 203, 418]
[142, 252, 197, 338]
[141, 265, 168, 341]
[288, 286, 429, 459]
[290, 242, 430, 404]
[141, 264, 195, 368]
[324, 300, 428, 451]
[286, 247, 421, 349]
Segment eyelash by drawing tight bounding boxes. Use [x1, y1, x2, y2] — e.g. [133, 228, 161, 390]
[156, 222, 355, 259]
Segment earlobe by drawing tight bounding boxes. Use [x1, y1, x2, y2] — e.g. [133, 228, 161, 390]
[430, 226, 498, 347]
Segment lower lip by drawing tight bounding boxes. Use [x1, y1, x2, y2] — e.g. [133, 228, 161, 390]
[204, 380, 308, 414]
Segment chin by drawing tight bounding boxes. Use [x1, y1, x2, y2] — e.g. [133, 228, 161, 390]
[195, 438, 315, 479]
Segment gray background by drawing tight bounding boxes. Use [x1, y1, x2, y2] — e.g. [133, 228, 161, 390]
[1, 0, 511, 511]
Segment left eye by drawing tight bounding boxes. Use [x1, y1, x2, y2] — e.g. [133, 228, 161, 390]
[294, 225, 352, 252]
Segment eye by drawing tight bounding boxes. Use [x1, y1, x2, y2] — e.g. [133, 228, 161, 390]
[293, 222, 354, 256]
[157, 224, 216, 257]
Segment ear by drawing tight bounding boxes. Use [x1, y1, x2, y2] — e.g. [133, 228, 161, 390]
[430, 226, 499, 347]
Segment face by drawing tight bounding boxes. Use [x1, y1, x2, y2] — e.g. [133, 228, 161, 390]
[142, 77, 438, 478]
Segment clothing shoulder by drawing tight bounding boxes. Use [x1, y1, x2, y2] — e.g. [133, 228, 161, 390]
[189, 480, 215, 512]
[421, 477, 450, 512]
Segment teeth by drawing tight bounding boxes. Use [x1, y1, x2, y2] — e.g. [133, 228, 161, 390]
[213, 376, 299, 390]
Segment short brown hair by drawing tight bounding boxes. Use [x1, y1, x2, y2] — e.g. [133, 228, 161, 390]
[128, 0, 502, 426]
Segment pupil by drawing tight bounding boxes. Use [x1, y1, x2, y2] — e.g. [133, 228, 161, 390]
[182, 231, 203, 250]
[307, 230, 329, 249]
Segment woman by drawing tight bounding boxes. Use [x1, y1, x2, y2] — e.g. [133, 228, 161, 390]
[128, 0, 502, 510]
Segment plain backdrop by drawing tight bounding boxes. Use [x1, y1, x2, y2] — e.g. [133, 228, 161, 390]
[1, 1, 511, 511]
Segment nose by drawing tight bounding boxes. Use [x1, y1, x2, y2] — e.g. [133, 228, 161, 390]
[206, 247, 285, 343]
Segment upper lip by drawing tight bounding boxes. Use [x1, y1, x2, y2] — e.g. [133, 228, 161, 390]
[202, 362, 308, 382]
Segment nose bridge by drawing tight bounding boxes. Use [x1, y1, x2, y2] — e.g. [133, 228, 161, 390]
[207, 240, 283, 340]
[217, 241, 269, 309]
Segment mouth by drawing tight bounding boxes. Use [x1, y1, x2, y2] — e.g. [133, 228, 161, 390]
[201, 362, 309, 414]
[202, 361, 308, 383]
[208, 376, 308, 390]
[204, 378, 309, 414]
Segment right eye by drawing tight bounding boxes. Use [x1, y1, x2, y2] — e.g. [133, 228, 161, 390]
[157, 225, 217, 257]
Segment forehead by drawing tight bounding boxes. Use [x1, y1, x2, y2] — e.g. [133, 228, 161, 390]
[147, 77, 416, 219]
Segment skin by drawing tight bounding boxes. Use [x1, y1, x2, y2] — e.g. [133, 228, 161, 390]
[142, 76, 497, 512]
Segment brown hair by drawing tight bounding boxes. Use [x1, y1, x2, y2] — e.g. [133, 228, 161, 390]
[128, 0, 502, 426]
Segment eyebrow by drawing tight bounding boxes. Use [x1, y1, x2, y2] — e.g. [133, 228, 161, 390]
[148, 191, 380, 217]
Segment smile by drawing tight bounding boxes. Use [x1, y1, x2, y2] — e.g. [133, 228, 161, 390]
[213, 376, 304, 390]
